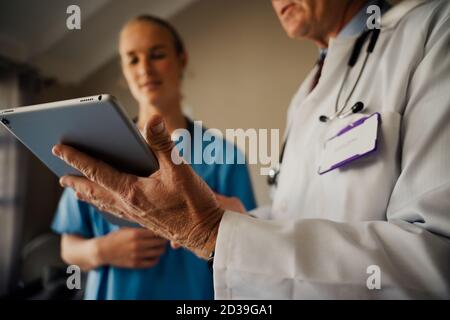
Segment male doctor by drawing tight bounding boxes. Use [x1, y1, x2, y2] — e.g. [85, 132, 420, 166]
[53, 0, 450, 299]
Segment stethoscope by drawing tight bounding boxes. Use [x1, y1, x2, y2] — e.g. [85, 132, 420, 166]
[267, 28, 381, 187]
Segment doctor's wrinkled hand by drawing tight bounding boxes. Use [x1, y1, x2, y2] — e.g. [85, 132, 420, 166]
[52, 115, 224, 259]
[170, 193, 246, 250]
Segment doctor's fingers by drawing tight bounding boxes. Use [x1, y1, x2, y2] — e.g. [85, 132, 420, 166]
[61, 175, 133, 221]
[142, 115, 173, 164]
[53, 144, 137, 197]
[143, 115, 191, 174]
[215, 194, 246, 214]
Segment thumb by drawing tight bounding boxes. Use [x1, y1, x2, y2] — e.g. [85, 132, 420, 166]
[143, 115, 175, 164]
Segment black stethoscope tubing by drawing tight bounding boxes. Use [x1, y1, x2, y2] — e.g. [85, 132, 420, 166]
[267, 28, 381, 186]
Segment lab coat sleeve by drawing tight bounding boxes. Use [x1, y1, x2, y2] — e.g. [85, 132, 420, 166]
[213, 16, 450, 300]
[248, 206, 272, 220]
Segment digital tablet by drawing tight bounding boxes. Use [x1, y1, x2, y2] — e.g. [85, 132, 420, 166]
[0, 94, 159, 227]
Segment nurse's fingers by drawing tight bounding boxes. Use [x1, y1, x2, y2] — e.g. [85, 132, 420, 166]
[132, 228, 165, 240]
[130, 257, 161, 269]
[136, 236, 168, 249]
[170, 241, 182, 249]
[137, 246, 167, 260]
[53, 144, 136, 196]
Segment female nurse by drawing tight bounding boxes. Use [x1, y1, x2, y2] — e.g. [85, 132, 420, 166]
[51, 15, 256, 300]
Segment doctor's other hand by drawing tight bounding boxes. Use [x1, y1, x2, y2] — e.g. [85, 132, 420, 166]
[53, 115, 224, 260]
[215, 193, 246, 214]
[97, 228, 167, 269]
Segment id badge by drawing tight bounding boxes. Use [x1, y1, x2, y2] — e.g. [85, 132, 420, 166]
[318, 113, 381, 175]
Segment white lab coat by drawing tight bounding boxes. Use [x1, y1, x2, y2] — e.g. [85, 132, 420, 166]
[214, 0, 450, 299]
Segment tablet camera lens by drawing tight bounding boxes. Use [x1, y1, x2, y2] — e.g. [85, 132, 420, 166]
[98, 95, 102, 101]
[1, 118, 9, 126]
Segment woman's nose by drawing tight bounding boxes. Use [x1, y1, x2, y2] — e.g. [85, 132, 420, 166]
[138, 58, 154, 77]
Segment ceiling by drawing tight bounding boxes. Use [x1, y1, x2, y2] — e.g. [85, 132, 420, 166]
[0, 0, 197, 84]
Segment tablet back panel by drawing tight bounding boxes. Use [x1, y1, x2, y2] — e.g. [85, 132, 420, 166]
[0, 95, 158, 178]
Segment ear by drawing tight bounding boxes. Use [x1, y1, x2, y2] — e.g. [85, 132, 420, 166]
[179, 51, 188, 70]
[178, 52, 188, 79]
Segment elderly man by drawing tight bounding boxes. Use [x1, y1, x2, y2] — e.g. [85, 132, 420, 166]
[53, 0, 450, 299]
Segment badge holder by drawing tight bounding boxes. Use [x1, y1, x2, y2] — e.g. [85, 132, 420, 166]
[318, 113, 381, 175]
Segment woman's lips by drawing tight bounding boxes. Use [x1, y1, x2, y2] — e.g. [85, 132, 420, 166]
[281, 3, 295, 16]
[140, 80, 162, 90]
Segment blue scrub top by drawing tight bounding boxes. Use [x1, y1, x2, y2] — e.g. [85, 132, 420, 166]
[52, 119, 256, 300]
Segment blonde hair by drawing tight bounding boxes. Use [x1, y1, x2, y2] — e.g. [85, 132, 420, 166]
[123, 15, 186, 55]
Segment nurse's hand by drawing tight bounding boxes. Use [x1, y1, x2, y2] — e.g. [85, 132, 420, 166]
[53, 115, 224, 260]
[97, 228, 167, 269]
